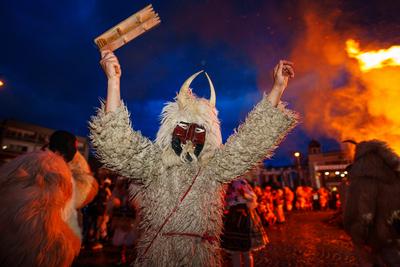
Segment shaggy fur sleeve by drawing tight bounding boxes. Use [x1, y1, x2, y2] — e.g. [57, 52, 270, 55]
[206, 96, 298, 183]
[89, 102, 162, 183]
[343, 176, 378, 246]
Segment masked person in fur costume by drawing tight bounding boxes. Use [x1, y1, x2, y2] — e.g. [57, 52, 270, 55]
[343, 140, 400, 267]
[89, 50, 298, 267]
[0, 130, 98, 267]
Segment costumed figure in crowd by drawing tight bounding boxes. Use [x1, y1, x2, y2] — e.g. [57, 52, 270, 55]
[295, 186, 306, 210]
[343, 140, 400, 266]
[263, 186, 277, 225]
[84, 173, 112, 250]
[0, 130, 98, 267]
[253, 186, 263, 201]
[329, 187, 340, 210]
[82, 172, 111, 250]
[90, 49, 298, 266]
[318, 187, 329, 210]
[303, 186, 313, 210]
[283, 186, 294, 212]
[221, 178, 268, 267]
[311, 189, 319, 210]
[274, 188, 286, 223]
[101, 177, 140, 265]
[253, 186, 269, 226]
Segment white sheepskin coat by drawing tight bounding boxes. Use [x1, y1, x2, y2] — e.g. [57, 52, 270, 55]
[90, 95, 297, 267]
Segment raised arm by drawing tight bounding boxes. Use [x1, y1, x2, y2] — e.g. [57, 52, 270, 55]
[205, 61, 298, 183]
[89, 50, 161, 183]
[100, 50, 122, 113]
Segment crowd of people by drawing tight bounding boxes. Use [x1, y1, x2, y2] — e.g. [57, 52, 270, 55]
[80, 169, 140, 265]
[0, 42, 399, 267]
[1, 127, 398, 267]
[251, 184, 341, 227]
[0, 127, 397, 267]
[76, 169, 346, 266]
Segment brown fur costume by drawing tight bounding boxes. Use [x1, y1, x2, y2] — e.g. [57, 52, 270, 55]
[0, 150, 97, 267]
[343, 140, 400, 266]
[69, 151, 98, 209]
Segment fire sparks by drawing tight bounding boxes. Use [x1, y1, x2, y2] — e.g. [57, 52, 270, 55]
[346, 39, 400, 72]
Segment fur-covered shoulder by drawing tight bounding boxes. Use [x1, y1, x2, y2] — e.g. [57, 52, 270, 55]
[68, 151, 91, 174]
[68, 151, 98, 208]
[351, 140, 400, 183]
[0, 150, 80, 266]
[355, 140, 400, 169]
[0, 150, 73, 194]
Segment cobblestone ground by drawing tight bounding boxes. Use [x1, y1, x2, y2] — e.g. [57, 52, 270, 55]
[73, 211, 357, 267]
[232, 211, 357, 267]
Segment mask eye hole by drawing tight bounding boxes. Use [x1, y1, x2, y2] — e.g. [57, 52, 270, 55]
[195, 127, 205, 133]
[178, 122, 189, 130]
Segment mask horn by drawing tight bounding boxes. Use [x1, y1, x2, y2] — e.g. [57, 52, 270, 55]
[178, 70, 204, 101]
[205, 72, 216, 107]
[343, 140, 358, 145]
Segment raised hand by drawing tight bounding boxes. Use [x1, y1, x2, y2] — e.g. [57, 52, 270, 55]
[100, 50, 121, 80]
[100, 50, 122, 112]
[268, 60, 295, 107]
[273, 60, 294, 90]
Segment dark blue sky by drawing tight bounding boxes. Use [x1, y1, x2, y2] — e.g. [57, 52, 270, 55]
[1, 0, 399, 165]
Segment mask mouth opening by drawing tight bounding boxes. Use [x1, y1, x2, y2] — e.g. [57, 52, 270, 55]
[171, 121, 206, 163]
[171, 137, 204, 163]
[185, 152, 193, 162]
[180, 141, 197, 163]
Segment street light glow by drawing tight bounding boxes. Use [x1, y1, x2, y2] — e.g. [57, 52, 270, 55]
[294, 152, 300, 157]
[0, 80, 4, 87]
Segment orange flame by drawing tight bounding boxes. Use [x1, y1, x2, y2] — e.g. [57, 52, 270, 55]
[346, 39, 400, 72]
[289, 11, 400, 156]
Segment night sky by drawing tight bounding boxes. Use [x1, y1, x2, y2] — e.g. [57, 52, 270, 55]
[1, 0, 399, 165]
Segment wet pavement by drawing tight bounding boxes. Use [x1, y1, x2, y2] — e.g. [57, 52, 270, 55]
[73, 211, 357, 267]
[250, 211, 357, 266]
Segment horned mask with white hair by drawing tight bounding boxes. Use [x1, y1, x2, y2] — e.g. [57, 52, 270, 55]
[155, 71, 222, 166]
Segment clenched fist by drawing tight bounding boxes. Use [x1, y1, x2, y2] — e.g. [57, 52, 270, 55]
[267, 60, 295, 107]
[273, 60, 294, 90]
[100, 50, 121, 80]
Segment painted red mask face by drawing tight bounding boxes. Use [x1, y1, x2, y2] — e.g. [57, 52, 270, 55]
[172, 122, 206, 145]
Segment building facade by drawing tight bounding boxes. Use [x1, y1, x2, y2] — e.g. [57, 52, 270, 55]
[243, 140, 352, 190]
[307, 140, 352, 189]
[0, 119, 89, 165]
[244, 164, 304, 189]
